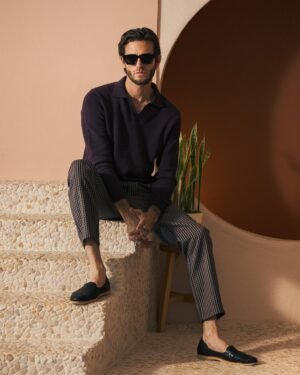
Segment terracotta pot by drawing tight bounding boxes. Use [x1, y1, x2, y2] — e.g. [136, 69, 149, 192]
[188, 212, 203, 224]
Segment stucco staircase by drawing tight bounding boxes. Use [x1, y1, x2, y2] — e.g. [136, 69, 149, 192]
[0, 182, 157, 374]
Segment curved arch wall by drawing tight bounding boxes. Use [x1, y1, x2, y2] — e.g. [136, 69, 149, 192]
[160, 0, 300, 324]
[161, 0, 300, 240]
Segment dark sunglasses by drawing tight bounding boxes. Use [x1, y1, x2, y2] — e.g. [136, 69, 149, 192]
[123, 54, 156, 65]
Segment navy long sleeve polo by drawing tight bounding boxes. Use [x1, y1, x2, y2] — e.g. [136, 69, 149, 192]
[81, 76, 181, 212]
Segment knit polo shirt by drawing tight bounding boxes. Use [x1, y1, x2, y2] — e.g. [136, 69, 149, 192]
[81, 76, 181, 212]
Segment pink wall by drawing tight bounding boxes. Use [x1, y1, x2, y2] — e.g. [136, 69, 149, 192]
[0, 0, 158, 181]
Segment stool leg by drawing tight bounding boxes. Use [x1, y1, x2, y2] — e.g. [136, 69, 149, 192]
[158, 252, 177, 332]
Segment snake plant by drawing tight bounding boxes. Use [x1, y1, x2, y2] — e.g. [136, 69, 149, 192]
[172, 123, 210, 213]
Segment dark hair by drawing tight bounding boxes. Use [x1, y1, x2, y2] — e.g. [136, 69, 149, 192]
[118, 27, 161, 57]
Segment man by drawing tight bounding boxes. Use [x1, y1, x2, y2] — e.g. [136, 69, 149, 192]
[67, 27, 257, 365]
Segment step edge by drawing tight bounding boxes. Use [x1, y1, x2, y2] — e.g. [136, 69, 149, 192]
[0, 248, 134, 260]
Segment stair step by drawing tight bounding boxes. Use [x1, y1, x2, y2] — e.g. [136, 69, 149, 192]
[0, 244, 156, 374]
[0, 182, 69, 215]
[0, 339, 96, 375]
[0, 290, 107, 342]
[0, 248, 136, 292]
[0, 214, 133, 253]
[0, 182, 158, 374]
[0, 250, 88, 291]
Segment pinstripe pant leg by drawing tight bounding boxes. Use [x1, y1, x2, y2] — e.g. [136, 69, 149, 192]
[67, 159, 121, 248]
[154, 203, 225, 323]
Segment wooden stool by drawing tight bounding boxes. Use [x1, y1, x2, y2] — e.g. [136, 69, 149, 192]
[157, 243, 195, 332]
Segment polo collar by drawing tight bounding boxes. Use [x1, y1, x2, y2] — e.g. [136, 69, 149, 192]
[113, 76, 165, 107]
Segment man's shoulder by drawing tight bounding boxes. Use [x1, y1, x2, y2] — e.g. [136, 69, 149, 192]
[81, 81, 120, 113]
[86, 80, 119, 99]
[158, 93, 180, 119]
[153, 83, 179, 114]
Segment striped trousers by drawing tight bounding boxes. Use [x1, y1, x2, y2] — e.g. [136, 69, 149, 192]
[67, 159, 225, 323]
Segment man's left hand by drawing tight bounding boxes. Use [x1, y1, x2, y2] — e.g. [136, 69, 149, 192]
[130, 205, 160, 237]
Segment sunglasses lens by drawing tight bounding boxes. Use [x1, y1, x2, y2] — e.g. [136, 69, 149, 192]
[124, 55, 138, 65]
[140, 54, 155, 64]
[123, 54, 155, 65]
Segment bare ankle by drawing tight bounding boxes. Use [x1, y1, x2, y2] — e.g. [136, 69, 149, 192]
[89, 268, 107, 287]
[90, 263, 106, 275]
[88, 258, 106, 287]
[203, 319, 218, 334]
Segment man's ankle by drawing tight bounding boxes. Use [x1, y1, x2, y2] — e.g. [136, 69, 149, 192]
[89, 268, 107, 287]
[90, 263, 106, 274]
[202, 319, 219, 338]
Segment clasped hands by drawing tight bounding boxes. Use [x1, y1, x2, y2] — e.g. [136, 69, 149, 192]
[126, 206, 160, 248]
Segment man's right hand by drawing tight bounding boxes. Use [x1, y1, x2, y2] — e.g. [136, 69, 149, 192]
[114, 198, 152, 247]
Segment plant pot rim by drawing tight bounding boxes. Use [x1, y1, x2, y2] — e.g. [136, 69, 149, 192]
[187, 212, 204, 223]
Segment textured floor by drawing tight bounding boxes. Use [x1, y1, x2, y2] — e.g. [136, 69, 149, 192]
[108, 321, 300, 375]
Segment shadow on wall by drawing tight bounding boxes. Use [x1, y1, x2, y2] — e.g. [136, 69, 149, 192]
[162, 0, 300, 240]
[204, 205, 300, 324]
[167, 207, 300, 325]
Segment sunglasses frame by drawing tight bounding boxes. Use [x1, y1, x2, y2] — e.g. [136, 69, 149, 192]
[123, 53, 156, 65]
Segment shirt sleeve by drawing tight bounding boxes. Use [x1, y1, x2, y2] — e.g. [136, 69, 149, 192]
[81, 89, 125, 202]
[149, 112, 181, 212]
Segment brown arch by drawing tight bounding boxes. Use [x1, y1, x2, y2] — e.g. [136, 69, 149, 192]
[161, 0, 300, 239]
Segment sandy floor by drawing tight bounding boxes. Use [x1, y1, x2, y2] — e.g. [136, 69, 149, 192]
[108, 321, 300, 374]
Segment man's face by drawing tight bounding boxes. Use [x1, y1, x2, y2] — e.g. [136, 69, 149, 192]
[121, 40, 160, 86]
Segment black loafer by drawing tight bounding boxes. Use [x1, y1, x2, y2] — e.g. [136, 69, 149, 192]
[197, 338, 258, 365]
[70, 276, 110, 305]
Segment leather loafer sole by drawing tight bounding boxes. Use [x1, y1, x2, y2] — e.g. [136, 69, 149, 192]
[197, 354, 258, 366]
[70, 277, 111, 305]
[71, 290, 111, 305]
[197, 338, 258, 365]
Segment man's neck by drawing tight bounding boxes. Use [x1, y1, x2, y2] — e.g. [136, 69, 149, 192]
[125, 78, 154, 103]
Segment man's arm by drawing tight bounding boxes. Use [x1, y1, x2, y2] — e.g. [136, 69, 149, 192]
[81, 89, 150, 245]
[149, 112, 181, 212]
[132, 112, 181, 235]
[81, 89, 125, 203]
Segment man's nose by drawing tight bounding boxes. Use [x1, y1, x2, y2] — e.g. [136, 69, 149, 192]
[136, 57, 144, 67]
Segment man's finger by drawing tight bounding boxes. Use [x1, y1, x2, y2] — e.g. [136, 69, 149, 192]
[130, 208, 143, 216]
[128, 230, 140, 241]
[136, 219, 146, 231]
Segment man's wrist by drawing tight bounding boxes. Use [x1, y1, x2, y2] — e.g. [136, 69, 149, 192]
[114, 198, 131, 220]
[148, 205, 161, 216]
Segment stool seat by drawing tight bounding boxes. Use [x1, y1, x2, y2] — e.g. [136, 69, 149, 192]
[159, 243, 181, 254]
[158, 243, 194, 332]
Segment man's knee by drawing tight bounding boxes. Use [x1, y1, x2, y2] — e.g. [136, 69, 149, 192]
[196, 225, 210, 240]
[67, 159, 94, 185]
[188, 219, 206, 236]
[189, 224, 210, 247]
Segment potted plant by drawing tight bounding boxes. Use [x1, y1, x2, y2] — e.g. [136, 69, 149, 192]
[172, 123, 210, 224]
